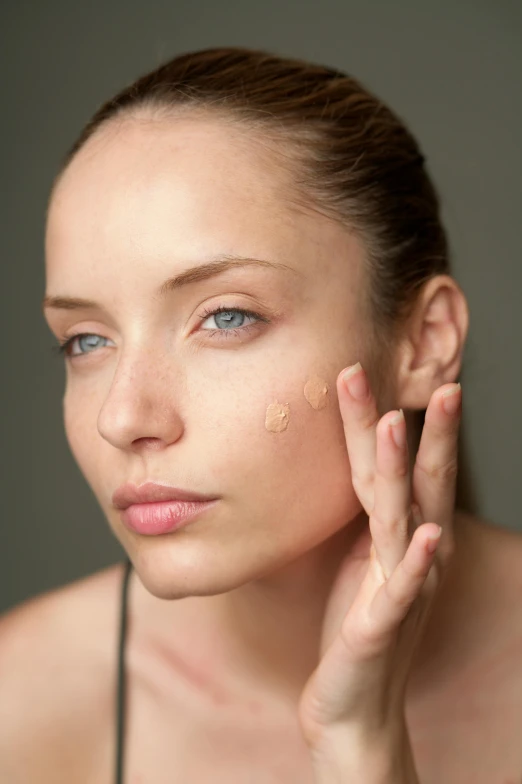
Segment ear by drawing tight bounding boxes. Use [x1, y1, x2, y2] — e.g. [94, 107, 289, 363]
[395, 275, 470, 410]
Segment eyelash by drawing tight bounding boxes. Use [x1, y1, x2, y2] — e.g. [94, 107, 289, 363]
[52, 305, 269, 360]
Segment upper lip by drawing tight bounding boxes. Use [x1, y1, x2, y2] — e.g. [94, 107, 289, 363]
[112, 481, 218, 510]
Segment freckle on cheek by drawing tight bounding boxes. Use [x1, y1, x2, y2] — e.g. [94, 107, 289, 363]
[265, 402, 290, 432]
[304, 375, 329, 410]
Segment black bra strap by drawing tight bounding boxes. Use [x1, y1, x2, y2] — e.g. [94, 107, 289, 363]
[115, 556, 133, 784]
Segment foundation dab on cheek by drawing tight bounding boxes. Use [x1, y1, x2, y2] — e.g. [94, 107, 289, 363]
[304, 375, 329, 410]
[265, 401, 290, 432]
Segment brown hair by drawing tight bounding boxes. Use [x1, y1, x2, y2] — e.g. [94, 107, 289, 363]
[51, 46, 475, 513]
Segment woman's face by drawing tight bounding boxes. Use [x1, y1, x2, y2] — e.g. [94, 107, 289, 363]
[44, 115, 376, 598]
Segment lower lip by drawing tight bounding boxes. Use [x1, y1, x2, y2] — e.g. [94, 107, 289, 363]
[120, 499, 219, 535]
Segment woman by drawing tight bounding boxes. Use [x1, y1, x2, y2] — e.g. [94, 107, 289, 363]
[1, 46, 521, 783]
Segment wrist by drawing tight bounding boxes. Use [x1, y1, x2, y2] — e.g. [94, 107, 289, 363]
[309, 721, 420, 784]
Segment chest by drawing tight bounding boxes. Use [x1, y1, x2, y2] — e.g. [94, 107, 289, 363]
[92, 678, 522, 784]
[118, 687, 316, 783]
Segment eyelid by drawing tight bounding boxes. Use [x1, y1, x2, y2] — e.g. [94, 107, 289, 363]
[55, 303, 270, 359]
[197, 303, 269, 326]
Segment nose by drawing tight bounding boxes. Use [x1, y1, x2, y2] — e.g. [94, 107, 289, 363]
[96, 350, 184, 452]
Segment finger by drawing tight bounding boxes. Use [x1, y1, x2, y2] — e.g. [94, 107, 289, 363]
[412, 383, 462, 557]
[364, 523, 442, 652]
[370, 409, 413, 579]
[337, 363, 380, 514]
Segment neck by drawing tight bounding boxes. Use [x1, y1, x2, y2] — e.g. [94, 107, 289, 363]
[206, 509, 372, 704]
[132, 509, 470, 711]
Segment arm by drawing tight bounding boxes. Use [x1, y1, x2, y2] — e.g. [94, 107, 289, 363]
[310, 720, 420, 784]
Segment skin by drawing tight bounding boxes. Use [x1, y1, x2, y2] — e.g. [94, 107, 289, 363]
[43, 112, 471, 726]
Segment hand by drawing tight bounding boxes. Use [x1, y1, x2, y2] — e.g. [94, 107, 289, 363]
[297, 361, 462, 759]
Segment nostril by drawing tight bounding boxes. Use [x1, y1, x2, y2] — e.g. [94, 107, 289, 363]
[132, 437, 164, 450]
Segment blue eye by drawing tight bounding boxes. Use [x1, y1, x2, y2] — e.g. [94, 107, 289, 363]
[52, 306, 269, 360]
[198, 305, 267, 336]
[52, 333, 112, 358]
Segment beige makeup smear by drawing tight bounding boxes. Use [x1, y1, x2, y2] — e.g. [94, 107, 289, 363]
[265, 401, 290, 432]
[304, 375, 329, 410]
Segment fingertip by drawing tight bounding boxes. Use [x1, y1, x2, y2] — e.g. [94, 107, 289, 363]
[425, 525, 442, 554]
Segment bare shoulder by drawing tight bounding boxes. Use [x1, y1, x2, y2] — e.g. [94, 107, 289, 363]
[462, 509, 522, 577]
[0, 561, 126, 784]
[458, 509, 522, 609]
[456, 510, 522, 676]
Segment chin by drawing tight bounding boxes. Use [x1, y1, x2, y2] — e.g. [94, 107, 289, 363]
[123, 533, 272, 601]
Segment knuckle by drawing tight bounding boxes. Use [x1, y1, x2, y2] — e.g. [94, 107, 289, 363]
[415, 457, 459, 483]
[372, 510, 411, 539]
[352, 468, 374, 493]
[357, 407, 380, 431]
[428, 418, 454, 438]
[393, 462, 410, 478]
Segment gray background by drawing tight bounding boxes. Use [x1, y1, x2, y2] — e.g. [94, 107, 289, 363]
[1, 0, 520, 615]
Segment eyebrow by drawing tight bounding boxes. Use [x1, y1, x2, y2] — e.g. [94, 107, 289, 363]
[42, 255, 302, 312]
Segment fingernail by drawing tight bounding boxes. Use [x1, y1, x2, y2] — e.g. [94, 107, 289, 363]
[441, 383, 462, 415]
[389, 409, 406, 447]
[342, 362, 369, 400]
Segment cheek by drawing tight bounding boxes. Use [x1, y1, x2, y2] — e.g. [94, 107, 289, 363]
[200, 372, 359, 530]
[61, 362, 362, 546]
[62, 386, 104, 493]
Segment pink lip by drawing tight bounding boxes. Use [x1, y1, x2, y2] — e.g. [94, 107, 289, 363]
[120, 498, 219, 535]
[112, 480, 219, 510]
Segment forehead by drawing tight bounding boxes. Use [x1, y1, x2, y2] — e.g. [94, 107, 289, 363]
[45, 114, 361, 292]
[48, 115, 298, 237]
